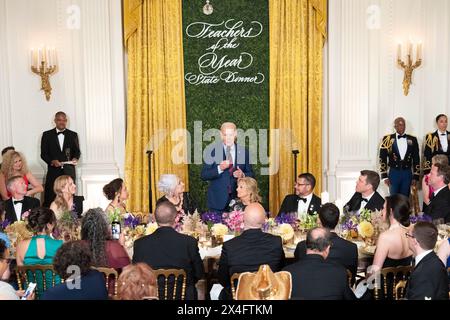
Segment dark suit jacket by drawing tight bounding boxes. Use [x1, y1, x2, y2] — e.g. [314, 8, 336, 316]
[406, 252, 449, 300]
[283, 254, 356, 300]
[345, 191, 384, 213]
[423, 130, 450, 174]
[379, 133, 420, 180]
[201, 143, 254, 211]
[73, 195, 84, 218]
[41, 270, 108, 300]
[156, 192, 198, 215]
[40, 128, 81, 166]
[294, 232, 358, 283]
[132, 226, 204, 300]
[218, 229, 285, 292]
[4, 196, 40, 223]
[424, 186, 450, 223]
[278, 194, 321, 216]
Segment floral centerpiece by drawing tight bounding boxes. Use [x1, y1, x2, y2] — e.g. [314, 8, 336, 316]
[201, 211, 223, 231]
[340, 209, 381, 244]
[145, 222, 159, 235]
[275, 213, 300, 231]
[55, 210, 81, 241]
[4, 219, 33, 255]
[409, 213, 432, 224]
[222, 210, 244, 234]
[298, 212, 319, 231]
[277, 223, 295, 243]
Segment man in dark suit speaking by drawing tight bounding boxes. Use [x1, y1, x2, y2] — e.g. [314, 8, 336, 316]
[201, 122, 254, 213]
[41, 112, 81, 207]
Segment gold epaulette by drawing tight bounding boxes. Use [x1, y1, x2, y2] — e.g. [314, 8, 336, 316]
[425, 133, 439, 152]
[380, 135, 394, 151]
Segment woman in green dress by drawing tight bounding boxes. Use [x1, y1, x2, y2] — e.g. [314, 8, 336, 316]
[16, 207, 63, 297]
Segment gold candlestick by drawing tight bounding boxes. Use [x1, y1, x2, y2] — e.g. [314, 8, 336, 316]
[397, 42, 422, 96]
[31, 48, 58, 101]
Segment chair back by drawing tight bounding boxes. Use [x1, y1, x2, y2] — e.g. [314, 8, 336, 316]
[230, 272, 242, 300]
[394, 280, 408, 300]
[16, 265, 62, 299]
[373, 265, 412, 300]
[92, 267, 119, 299]
[153, 269, 187, 300]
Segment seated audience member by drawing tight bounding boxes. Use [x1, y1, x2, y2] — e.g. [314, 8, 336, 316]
[294, 203, 358, 283]
[81, 208, 130, 269]
[0, 239, 34, 300]
[41, 241, 108, 300]
[50, 175, 84, 219]
[227, 177, 262, 212]
[16, 207, 63, 296]
[103, 178, 129, 216]
[3, 176, 40, 223]
[0, 146, 14, 171]
[0, 150, 43, 200]
[156, 174, 198, 215]
[283, 227, 356, 300]
[406, 222, 449, 300]
[278, 173, 321, 216]
[218, 203, 285, 300]
[423, 163, 450, 223]
[422, 154, 448, 209]
[0, 202, 10, 249]
[371, 194, 413, 272]
[117, 263, 158, 300]
[344, 170, 384, 213]
[132, 201, 204, 300]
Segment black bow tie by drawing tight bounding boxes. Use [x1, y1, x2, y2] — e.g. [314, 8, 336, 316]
[57, 131, 65, 136]
[361, 198, 369, 203]
[397, 134, 406, 139]
[298, 197, 307, 203]
[13, 200, 24, 205]
[441, 133, 447, 136]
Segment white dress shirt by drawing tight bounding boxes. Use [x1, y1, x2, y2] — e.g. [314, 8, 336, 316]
[358, 192, 375, 212]
[438, 130, 448, 152]
[12, 197, 23, 221]
[433, 185, 447, 197]
[414, 250, 433, 267]
[217, 144, 236, 174]
[297, 193, 313, 216]
[396, 133, 407, 160]
[56, 128, 65, 151]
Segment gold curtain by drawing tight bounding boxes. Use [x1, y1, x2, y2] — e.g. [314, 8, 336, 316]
[123, 0, 188, 212]
[269, 0, 327, 216]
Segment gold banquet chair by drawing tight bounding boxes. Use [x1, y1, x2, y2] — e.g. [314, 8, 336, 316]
[16, 265, 62, 299]
[234, 265, 292, 300]
[373, 265, 412, 300]
[230, 272, 242, 300]
[153, 268, 187, 300]
[92, 267, 119, 299]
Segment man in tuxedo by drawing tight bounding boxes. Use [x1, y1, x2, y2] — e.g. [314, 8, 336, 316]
[41, 112, 81, 207]
[423, 163, 450, 222]
[278, 172, 321, 216]
[294, 203, 358, 284]
[132, 201, 204, 300]
[379, 117, 420, 197]
[4, 176, 40, 223]
[217, 203, 285, 300]
[405, 222, 448, 300]
[201, 122, 254, 213]
[344, 170, 384, 213]
[423, 114, 450, 175]
[283, 227, 356, 300]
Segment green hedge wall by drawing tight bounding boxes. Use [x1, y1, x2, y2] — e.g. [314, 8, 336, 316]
[182, 0, 269, 212]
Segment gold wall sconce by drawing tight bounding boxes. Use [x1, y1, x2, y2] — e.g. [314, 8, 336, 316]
[31, 47, 58, 101]
[397, 40, 422, 96]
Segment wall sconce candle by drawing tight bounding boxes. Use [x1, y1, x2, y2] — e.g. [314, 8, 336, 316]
[397, 40, 422, 96]
[31, 46, 58, 101]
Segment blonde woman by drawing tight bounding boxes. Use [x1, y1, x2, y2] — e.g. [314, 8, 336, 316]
[228, 177, 262, 212]
[50, 175, 84, 219]
[0, 151, 43, 200]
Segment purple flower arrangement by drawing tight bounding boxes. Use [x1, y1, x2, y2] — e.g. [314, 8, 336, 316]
[0, 219, 10, 232]
[124, 214, 141, 229]
[201, 211, 223, 225]
[409, 214, 432, 224]
[274, 213, 299, 230]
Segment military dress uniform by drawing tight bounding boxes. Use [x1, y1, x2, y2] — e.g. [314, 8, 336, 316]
[379, 133, 420, 197]
[423, 130, 450, 175]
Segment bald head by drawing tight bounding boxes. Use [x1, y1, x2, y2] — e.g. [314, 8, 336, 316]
[306, 227, 331, 258]
[155, 201, 177, 226]
[244, 203, 266, 229]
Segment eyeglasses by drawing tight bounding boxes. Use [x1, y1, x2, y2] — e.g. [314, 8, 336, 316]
[296, 184, 311, 186]
[405, 232, 415, 239]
